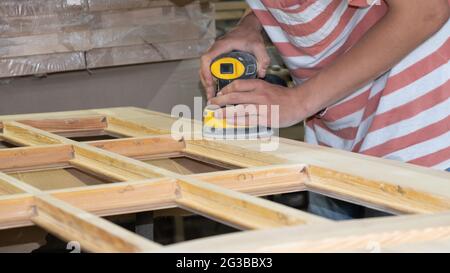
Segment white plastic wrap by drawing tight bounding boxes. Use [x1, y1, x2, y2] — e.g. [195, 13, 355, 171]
[0, 0, 180, 17]
[0, 0, 215, 78]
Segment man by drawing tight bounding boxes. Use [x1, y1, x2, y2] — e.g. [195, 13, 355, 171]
[200, 0, 450, 220]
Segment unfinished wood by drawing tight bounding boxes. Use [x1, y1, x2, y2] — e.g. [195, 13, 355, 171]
[2, 121, 164, 180]
[0, 135, 17, 149]
[0, 116, 107, 136]
[0, 164, 308, 229]
[185, 140, 287, 168]
[306, 165, 450, 215]
[2, 121, 65, 146]
[0, 194, 35, 229]
[104, 116, 170, 137]
[86, 38, 214, 69]
[0, 145, 74, 172]
[145, 157, 226, 174]
[267, 137, 450, 196]
[0, 0, 180, 17]
[32, 194, 160, 252]
[0, 180, 23, 195]
[0, 121, 322, 233]
[2, 9, 213, 41]
[88, 0, 178, 11]
[0, 5, 214, 58]
[0, 0, 86, 17]
[50, 178, 177, 217]
[70, 138, 178, 180]
[196, 164, 307, 196]
[1, 107, 449, 253]
[128, 106, 450, 194]
[0, 172, 161, 252]
[175, 177, 328, 230]
[160, 212, 450, 253]
[88, 135, 185, 159]
[0, 2, 214, 78]
[0, 51, 86, 78]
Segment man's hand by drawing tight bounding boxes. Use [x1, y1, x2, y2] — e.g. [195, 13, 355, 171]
[200, 12, 270, 100]
[209, 79, 306, 128]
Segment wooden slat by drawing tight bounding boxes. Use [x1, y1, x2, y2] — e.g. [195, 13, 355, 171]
[0, 116, 107, 134]
[196, 164, 307, 196]
[2, 122, 63, 146]
[0, 180, 24, 195]
[71, 143, 167, 181]
[159, 211, 450, 253]
[185, 140, 287, 168]
[0, 194, 35, 229]
[306, 166, 450, 214]
[175, 177, 329, 230]
[0, 144, 74, 172]
[88, 135, 185, 159]
[104, 116, 170, 136]
[269, 137, 450, 197]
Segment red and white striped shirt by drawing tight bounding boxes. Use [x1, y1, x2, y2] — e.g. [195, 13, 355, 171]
[247, 0, 450, 170]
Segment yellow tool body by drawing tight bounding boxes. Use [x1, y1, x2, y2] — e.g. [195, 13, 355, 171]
[203, 51, 272, 139]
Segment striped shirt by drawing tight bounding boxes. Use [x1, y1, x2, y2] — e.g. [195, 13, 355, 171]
[247, 0, 450, 170]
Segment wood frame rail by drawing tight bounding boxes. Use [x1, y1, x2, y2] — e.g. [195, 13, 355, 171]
[0, 108, 449, 253]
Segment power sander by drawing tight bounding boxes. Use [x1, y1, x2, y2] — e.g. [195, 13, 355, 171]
[203, 51, 287, 139]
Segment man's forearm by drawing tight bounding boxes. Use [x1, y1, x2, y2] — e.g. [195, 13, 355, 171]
[294, 0, 449, 119]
